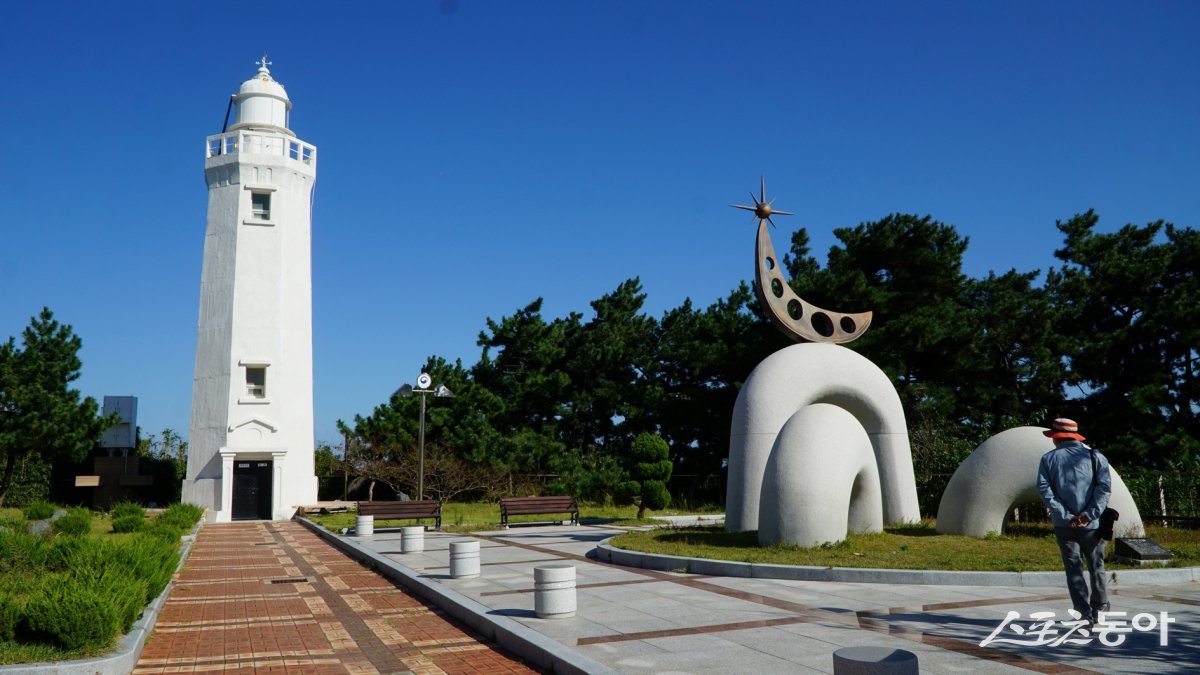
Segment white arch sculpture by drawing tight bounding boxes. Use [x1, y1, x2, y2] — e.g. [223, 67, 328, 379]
[936, 426, 1144, 538]
[726, 343, 921, 541]
[759, 403, 885, 546]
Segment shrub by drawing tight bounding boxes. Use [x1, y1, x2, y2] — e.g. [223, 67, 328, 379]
[54, 535, 108, 573]
[23, 500, 55, 521]
[156, 503, 203, 531]
[111, 501, 146, 520]
[0, 594, 18, 642]
[142, 521, 185, 543]
[110, 534, 179, 603]
[614, 481, 640, 506]
[24, 576, 127, 650]
[0, 529, 52, 577]
[641, 480, 671, 512]
[624, 433, 673, 518]
[99, 572, 150, 633]
[24, 575, 113, 650]
[112, 515, 146, 534]
[51, 508, 92, 537]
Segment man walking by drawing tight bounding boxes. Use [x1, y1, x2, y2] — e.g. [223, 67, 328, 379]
[1036, 418, 1111, 623]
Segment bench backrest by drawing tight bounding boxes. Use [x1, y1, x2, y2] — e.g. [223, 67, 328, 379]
[500, 496, 577, 513]
[357, 500, 440, 517]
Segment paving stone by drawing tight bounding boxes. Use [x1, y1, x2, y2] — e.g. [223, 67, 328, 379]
[133, 522, 537, 675]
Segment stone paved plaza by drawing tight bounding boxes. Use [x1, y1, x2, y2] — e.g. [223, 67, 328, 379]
[330, 520, 1199, 674]
[121, 519, 1200, 674]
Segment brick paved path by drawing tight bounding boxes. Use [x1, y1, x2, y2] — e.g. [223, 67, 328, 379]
[134, 521, 539, 674]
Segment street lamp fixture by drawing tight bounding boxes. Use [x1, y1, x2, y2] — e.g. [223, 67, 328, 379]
[393, 373, 454, 501]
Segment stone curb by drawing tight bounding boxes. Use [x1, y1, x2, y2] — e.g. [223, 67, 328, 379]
[595, 538, 1200, 587]
[296, 517, 618, 675]
[1, 522, 202, 675]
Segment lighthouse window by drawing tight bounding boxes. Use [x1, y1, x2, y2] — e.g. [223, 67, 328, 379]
[251, 192, 271, 220]
[224, 136, 237, 154]
[246, 367, 266, 399]
[302, 146, 313, 164]
[289, 142, 300, 160]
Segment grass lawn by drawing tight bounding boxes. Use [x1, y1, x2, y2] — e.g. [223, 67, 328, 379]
[609, 521, 1200, 572]
[300, 505, 1200, 572]
[304, 501, 719, 533]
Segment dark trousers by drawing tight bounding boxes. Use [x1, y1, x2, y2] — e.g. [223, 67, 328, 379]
[1053, 526, 1109, 618]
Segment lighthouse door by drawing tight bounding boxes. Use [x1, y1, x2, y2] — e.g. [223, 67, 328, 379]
[232, 460, 273, 520]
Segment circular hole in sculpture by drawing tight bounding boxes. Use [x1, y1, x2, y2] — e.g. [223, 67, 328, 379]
[839, 316, 856, 333]
[770, 278, 784, 298]
[764, 256, 775, 270]
[811, 312, 834, 337]
[787, 299, 802, 320]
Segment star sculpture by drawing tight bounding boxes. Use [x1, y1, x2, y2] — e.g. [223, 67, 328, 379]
[731, 176, 794, 228]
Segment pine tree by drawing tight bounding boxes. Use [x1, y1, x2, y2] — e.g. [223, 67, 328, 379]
[0, 308, 109, 506]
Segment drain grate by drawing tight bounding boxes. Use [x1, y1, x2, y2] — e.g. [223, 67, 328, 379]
[264, 576, 315, 585]
[253, 542, 278, 546]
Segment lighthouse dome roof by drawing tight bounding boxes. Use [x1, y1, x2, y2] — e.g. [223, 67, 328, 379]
[238, 64, 290, 100]
[228, 58, 294, 135]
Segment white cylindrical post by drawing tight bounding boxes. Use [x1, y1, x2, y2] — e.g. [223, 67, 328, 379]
[534, 564, 576, 619]
[449, 540, 481, 578]
[355, 515, 374, 537]
[401, 526, 425, 553]
[832, 646, 918, 674]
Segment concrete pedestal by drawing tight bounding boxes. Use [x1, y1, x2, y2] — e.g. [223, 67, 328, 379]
[832, 646, 918, 674]
[355, 515, 374, 537]
[449, 540, 480, 578]
[401, 526, 425, 553]
[534, 564, 576, 619]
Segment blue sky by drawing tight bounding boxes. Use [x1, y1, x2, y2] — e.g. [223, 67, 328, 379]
[1, 1, 1197, 446]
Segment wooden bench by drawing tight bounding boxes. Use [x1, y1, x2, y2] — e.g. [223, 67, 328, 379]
[499, 496, 579, 527]
[356, 500, 441, 530]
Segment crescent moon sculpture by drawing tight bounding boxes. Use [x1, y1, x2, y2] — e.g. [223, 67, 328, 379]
[732, 178, 872, 344]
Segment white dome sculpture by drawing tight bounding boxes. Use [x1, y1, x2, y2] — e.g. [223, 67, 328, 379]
[936, 426, 1144, 538]
[726, 342, 921, 541]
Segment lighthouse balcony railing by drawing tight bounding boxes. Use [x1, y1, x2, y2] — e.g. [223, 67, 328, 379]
[206, 132, 316, 166]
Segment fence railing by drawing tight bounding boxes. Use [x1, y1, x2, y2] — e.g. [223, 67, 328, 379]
[205, 131, 316, 166]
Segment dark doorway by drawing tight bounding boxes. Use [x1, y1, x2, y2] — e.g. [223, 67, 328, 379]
[232, 460, 273, 520]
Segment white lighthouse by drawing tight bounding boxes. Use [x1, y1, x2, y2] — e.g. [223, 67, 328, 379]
[183, 57, 318, 521]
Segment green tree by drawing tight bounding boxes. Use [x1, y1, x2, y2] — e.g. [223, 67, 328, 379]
[615, 433, 672, 518]
[0, 308, 110, 506]
[340, 355, 507, 500]
[473, 299, 573, 474]
[647, 284, 779, 500]
[1046, 211, 1200, 466]
[809, 215, 975, 421]
[137, 427, 189, 504]
[958, 270, 1065, 437]
[314, 443, 339, 476]
[558, 278, 658, 458]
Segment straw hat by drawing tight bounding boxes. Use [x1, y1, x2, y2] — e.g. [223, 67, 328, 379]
[1043, 418, 1086, 441]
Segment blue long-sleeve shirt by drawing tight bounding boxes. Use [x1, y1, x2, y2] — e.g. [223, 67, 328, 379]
[1036, 440, 1111, 529]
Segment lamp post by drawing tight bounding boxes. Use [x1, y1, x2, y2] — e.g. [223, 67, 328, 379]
[394, 373, 454, 501]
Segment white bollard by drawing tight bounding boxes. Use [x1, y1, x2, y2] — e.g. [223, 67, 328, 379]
[534, 564, 576, 619]
[449, 540, 480, 578]
[832, 646, 918, 674]
[355, 515, 374, 537]
[400, 526, 425, 553]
